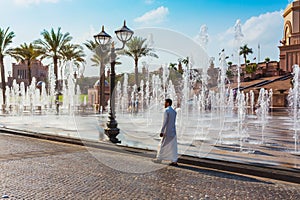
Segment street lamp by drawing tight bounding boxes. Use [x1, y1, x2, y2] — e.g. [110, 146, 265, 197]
[94, 20, 133, 143]
[93, 26, 110, 113]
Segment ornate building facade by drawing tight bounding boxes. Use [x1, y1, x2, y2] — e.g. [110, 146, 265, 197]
[279, 0, 300, 72]
[8, 60, 48, 87]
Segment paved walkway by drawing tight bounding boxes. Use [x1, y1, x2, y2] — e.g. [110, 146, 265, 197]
[0, 133, 300, 200]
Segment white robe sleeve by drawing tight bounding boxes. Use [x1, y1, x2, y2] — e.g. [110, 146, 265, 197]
[161, 110, 168, 134]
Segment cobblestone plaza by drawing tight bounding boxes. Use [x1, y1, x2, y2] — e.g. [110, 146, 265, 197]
[0, 133, 300, 199]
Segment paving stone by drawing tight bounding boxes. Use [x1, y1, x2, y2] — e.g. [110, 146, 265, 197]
[0, 133, 299, 200]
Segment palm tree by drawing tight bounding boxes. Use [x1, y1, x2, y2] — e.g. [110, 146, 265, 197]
[179, 57, 190, 79]
[175, 59, 183, 74]
[264, 57, 270, 63]
[61, 43, 85, 82]
[239, 44, 253, 66]
[34, 27, 73, 113]
[226, 69, 234, 78]
[245, 63, 257, 79]
[61, 43, 85, 68]
[178, 56, 190, 75]
[169, 63, 177, 71]
[122, 36, 158, 86]
[84, 40, 110, 112]
[10, 43, 43, 85]
[0, 27, 15, 108]
[181, 57, 189, 68]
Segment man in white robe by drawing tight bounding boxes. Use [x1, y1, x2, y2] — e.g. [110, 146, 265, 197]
[153, 99, 178, 166]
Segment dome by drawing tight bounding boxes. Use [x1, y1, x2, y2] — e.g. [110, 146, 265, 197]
[36, 81, 45, 87]
[94, 80, 100, 87]
[94, 80, 109, 87]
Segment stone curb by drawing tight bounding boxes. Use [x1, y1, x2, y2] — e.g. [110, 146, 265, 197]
[0, 127, 299, 184]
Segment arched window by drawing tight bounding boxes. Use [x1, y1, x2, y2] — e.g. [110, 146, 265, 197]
[284, 21, 292, 45]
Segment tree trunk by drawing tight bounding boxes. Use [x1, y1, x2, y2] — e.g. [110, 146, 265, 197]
[99, 62, 105, 113]
[28, 68, 32, 86]
[0, 57, 6, 112]
[54, 57, 58, 81]
[134, 58, 139, 86]
[27, 60, 32, 86]
[53, 57, 59, 114]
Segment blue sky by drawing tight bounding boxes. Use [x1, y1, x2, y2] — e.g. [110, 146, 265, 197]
[0, 0, 292, 76]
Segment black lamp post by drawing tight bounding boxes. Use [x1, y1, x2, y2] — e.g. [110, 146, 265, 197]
[94, 20, 133, 143]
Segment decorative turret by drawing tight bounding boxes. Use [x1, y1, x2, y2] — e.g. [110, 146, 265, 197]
[279, 0, 300, 72]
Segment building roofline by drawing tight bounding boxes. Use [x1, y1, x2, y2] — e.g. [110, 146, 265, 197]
[283, 0, 300, 17]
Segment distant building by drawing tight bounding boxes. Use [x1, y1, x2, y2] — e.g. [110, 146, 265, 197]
[279, 0, 300, 72]
[207, 58, 219, 88]
[87, 80, 110, 109]
[8, 60, 48, 87]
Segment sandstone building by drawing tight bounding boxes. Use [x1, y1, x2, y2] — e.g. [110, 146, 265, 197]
[8, 60, 48, 87]
[279, 0, 300, 72]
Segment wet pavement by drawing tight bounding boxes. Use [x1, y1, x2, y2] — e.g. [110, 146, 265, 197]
[0, 133, 300, 200]
[1, 113, 300, 172]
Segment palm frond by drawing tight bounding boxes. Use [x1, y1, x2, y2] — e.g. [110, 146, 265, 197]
[0, 27, 15, 56]
[84, 40, 98, 51]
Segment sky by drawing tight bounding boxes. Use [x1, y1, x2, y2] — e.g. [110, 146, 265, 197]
[0, 0, 293, 77]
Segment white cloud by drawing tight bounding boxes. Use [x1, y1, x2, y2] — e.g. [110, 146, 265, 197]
[145, 0, 155, 4]
[206, 11, 284, 63]
[13, 0, 59, 6]
[243, 11, 283, 44]
[134, 6, 169, 25]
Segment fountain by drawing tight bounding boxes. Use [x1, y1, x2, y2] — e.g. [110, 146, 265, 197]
[288, 65, 300, 153]
[102, 27, 300, 171]
[0, 27, 299, 173]
[197, 24, 209, 51]
[255, 88, 271, 144]
[234, 19, 244, 91]
[0, 63, 80, 115]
